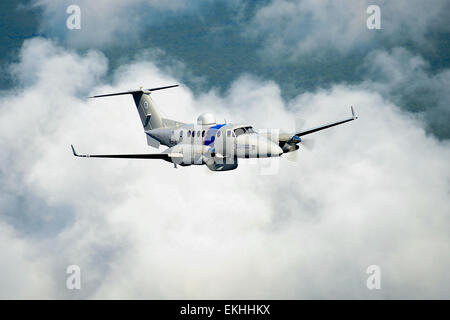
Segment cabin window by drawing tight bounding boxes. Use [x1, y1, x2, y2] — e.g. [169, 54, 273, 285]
[217, 131, 221, 137]
[227, 130, 231, 137]
[192, 130, 195, 137]
[197, 131, 201, 137]
[187, 130, 191, 137]
[202, 130, 205, 137]
[245, 127, 255, 133]
[180, 131, 183, 138]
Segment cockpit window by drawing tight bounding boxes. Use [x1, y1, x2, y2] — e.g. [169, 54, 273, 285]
[234, 126, 255, 136]
[234, 128, 245, 136]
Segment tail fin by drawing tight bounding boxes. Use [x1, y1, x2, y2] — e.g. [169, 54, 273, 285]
[132, 91, 163, 130]
[89, 85, 179, 130]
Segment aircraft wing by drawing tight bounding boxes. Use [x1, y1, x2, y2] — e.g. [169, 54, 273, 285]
[294, 106, 358, 137]
[275, 107, 358, 144]
[70, 145, 182, 160]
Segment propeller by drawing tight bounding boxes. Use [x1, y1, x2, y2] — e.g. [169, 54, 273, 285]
[281, 117, 315, 162]
[293, 117, 315, 152]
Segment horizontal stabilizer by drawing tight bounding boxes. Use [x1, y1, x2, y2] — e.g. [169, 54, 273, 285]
[89, 85, 179, 98]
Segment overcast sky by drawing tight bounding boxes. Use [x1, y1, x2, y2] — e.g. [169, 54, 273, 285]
[0, 0, 449, 299]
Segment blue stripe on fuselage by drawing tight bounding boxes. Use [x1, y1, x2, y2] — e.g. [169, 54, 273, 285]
[204, 124, 225, 146]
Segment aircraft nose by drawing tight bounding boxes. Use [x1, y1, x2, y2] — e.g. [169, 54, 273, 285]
[270, 141, 283, 156]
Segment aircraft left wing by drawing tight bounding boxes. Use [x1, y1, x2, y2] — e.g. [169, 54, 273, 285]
[71, 145, 182, 160]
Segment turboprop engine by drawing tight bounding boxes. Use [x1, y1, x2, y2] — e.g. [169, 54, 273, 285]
[167, 144, 205, 166]
[205, 159, 238, 171]
[205, 153, 238, 171]
[278, 133, 301, 153]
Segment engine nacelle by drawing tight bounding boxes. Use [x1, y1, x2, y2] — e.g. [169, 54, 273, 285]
[168, 144, 206, 166]
[165, 145, 238, 171]
[281, 142, 299, 153]
[205, 156, 238, 171]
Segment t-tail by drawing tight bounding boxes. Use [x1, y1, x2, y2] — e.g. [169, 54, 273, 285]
[89, 85, 180, 147]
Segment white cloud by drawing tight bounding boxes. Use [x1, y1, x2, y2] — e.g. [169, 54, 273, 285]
[361, 47, 450, 139]
[245, 0, 450, 60]
[0, 222, 54, 298]
[31, 0, 236, 49]
[32, 0, 190, 48]
[0, 38, 449, 299]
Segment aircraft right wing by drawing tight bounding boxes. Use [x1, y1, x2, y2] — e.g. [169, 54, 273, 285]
[294, 106, 358, 137]
[276, 106, 358, 144]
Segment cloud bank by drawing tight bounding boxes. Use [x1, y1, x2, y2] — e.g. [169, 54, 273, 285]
[32, 0, 228, 49]
[27, 0, 450, 142]
[361, 47, 450, 139]
[0, 38, 449, 298]
[245, 0, 450, 60]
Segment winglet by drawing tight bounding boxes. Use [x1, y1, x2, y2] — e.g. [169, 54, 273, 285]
[71, 144, 81, 157]
[351, 106, 358, 120]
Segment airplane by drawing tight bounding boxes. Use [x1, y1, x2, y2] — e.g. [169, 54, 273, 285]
[71, 85, 358, 171]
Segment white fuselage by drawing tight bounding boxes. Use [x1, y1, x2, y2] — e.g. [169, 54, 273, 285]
[145, 123, 283, 165]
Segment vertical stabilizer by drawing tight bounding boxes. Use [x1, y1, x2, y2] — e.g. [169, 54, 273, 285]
[131, 92, 163, 130]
